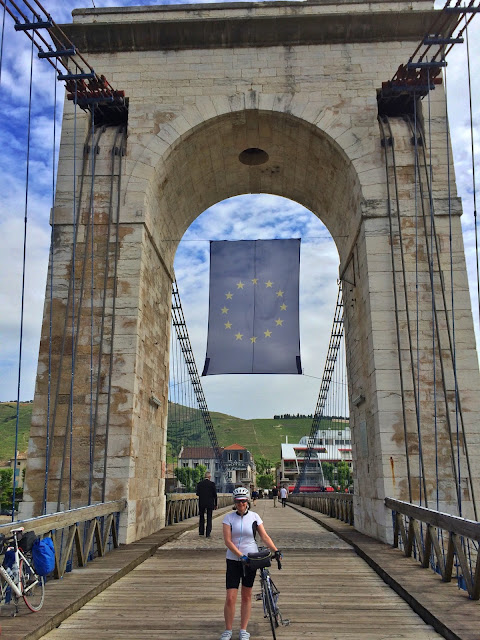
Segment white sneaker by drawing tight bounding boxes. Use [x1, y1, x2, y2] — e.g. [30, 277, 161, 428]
[239, 631, 250, 640]
[220, 632, 233, 640]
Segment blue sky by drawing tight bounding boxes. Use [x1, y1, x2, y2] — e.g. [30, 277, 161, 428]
[0, 0, 478, 419]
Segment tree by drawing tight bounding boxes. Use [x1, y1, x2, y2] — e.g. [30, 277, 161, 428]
[321, 462, 334, 486]
[0, 468, 13, 493]
[256, 456, 273, 475]
[174, 464, 207, 491]
[337, 461, 352, 490]
[257, 473, 274, 489]
[0, 468, 14, 510]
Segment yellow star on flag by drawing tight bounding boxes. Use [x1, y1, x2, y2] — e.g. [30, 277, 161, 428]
[275, 318, 283, 326]
[225, 321, 232, 329]
[276, 290, 284, 297]
[235, 332, 243, 340]
[237, 281, 245, 289]
[265, 280, 273, 288]
[221, 306, 229, 314]
[280, 303, 287, 311]
[264, 329, 272, 338]
[251, 278, 258, 285]
[225, 292, 233, 299]
[250, 336, 257, 343]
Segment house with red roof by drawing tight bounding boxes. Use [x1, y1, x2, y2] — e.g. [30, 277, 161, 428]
[177, 443, 256, 491]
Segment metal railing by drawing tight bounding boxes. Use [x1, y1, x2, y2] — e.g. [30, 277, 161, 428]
[165, 493, 232, 526]
[0, 500, 125, 579]
[386, 498, 480, 600]
[288, 492, 354, 525]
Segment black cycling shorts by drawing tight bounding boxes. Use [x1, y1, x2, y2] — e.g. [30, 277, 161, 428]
[226, 559, 257, 589]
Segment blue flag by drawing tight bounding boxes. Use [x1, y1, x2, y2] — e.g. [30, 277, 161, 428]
[202, 239, 302, 375]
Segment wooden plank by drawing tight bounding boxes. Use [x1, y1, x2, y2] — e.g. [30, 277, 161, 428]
[0, 500, 126, 537]
[37, 512, 445, 640]
[289, 502, 480, 640]
[385, 498, 480, 541]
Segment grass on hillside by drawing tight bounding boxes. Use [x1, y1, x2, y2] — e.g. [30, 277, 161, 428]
[1, 401, 346, 469]
[210, 412, 312, 464]
[0, 403, 32, 464]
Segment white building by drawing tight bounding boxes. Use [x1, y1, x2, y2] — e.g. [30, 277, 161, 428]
[279, 426, 352, 491]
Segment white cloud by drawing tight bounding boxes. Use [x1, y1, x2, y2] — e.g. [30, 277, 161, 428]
[173, 194, 340, 418]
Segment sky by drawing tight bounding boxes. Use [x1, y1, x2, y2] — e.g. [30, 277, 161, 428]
[0, 0, 478, 420]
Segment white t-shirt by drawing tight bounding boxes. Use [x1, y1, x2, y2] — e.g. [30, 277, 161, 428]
[280, 487, 288, 499]
[222, 510, 263, 561]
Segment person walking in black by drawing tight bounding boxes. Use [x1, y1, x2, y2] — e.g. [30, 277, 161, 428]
[196, 471, 218, 538]
[271, 486, 279, 507]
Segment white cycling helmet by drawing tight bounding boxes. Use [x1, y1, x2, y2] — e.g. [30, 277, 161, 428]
[233, 487, 250, 501]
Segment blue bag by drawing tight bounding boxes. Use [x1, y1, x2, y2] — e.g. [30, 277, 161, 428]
[2, 548, 15, 569]
[32, 537, 55, 576]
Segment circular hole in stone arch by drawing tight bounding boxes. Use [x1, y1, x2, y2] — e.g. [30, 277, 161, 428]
[238, 147, 269, 166]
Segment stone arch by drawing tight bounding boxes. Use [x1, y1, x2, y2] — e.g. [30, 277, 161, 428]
[134, 109, 366, 278]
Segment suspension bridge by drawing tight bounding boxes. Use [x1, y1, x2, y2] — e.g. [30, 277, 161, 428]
[0, 0, 480, 638]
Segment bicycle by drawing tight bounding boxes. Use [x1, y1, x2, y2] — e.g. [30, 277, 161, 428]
[0, 527, 45, 618]
[248, 549, 290, 640]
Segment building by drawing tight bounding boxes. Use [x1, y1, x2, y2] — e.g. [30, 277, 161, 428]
[279, 427, 352, 491]
[7, 452, 27, 488]
[177, 446, 223, 486]
[222, 444, 256, 488]
[177, 443, 256, 492]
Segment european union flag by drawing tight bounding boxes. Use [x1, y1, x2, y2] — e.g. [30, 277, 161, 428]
[202, 239, 302, 375]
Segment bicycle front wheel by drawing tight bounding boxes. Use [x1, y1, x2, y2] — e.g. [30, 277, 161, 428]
[263, 579, 277, 640]
[20, 559, 45, 612]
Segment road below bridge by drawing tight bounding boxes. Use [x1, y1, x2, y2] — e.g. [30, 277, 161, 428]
[42, 501, 442, 640]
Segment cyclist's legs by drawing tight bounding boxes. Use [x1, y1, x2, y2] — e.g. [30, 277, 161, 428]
[224, 588, 238, 629]
[240, 585, 253, 629]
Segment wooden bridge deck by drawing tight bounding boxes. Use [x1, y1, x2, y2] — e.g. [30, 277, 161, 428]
[41, 502, 443, 640]
[2, 501, 478, 640]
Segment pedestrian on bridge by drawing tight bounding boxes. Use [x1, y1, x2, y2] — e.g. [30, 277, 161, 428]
[271, 486, 278, 507]
[221, 486, 280, 640]
[196, 471, 217, 538]
[280, 485, 288, 507]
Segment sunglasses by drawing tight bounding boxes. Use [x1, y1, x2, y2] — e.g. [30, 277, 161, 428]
[235, 499, 248, 503]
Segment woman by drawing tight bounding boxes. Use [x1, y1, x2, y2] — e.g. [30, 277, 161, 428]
[220, 487, 281, 640]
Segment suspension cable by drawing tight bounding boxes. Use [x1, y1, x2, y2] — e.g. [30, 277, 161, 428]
[294, 283, 344, 493]
[378, 115, 413, 503]
[43, 54, 58, 515]
[12, 21, 35, 520]
[464, 13, 479, 332]
[171, 280, 227, 477]
[0, 0, 6, 84]
[444, 63, 463, 516]
[68, 81, 78, 512]
[90, 124, 122, 502]
[44, 139, 89, 499]
[102, 126, 126, 502]
[407, 114, 473, 515]
[426, 76, 441, 510]
[413, 96, 426, 506]
[56, 123, 105, 511]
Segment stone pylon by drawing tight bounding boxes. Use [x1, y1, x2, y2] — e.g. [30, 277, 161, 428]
[21, 0, 480, 543]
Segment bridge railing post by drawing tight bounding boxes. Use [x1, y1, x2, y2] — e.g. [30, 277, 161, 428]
[386, 497, 480, 600]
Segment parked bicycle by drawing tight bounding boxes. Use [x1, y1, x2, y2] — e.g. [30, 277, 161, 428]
[247, 548, 289, 640]
[0, 527, 45, 618]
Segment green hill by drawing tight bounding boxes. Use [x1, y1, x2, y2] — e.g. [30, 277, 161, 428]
[209, 412, 312, 464]
[1, 401, 345, 468]
[0, 402, 32, 464]
[167, 401, 345, 465]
